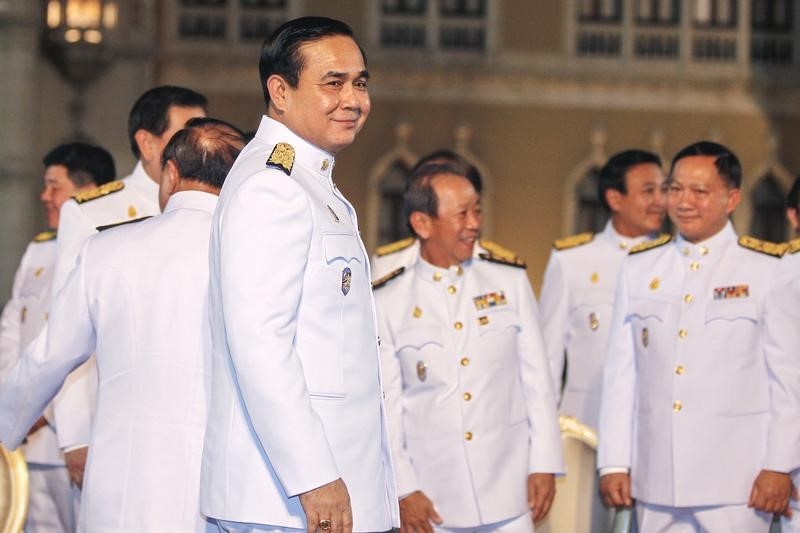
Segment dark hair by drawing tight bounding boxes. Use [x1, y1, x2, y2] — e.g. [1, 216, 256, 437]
[42, 142, 116, 188]
[403, 161, 472, 236]
[161, 117, 246, 190]
[411, 150, 483, 194]
[670, 141, 742, 188]
[128, 86, 208, 159]
[787, 176, 800, 211]
[259, 17, 365, 107]
[597, 149, 662, 211]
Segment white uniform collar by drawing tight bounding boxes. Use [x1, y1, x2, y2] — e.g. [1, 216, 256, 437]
[163, 190, 218, 215]
[601, 220, 651, 252]
[415, 255, 469, 284]
[254, 115, 336, 183]
[124, 161, 159, 199]
[675, 220, 736, 259]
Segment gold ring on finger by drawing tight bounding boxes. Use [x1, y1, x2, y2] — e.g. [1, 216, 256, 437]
[318, 519, 332, 531]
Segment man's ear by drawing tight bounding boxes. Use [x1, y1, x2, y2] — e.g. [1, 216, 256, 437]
[409, 212, 432, 240]
[163, 160, 181, 194]
[135, 129, 155, 163]
[266, 74, 290, 114]
[787, 208, 799, 232]
[605, 188, 624, 213]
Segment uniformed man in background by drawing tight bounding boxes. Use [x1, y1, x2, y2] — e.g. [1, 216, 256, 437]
[0, 117, 245, 532]
[539, 149, 667, 429]
[598, 141, 799, 532]
[0, 142, 114, 533]
[374, 161, 563, 533]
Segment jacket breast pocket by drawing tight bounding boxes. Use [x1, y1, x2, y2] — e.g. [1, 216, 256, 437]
[323, 232, 362, 264]
[704, 300, 758, 325]
[395, 325, 446, 388]
[628, 297, 671, 355]
[476, 308, 522, 337]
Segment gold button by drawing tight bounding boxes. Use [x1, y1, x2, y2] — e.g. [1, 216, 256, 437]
[690, 261, 700, 272]
[682, 248, 690, 256]
[454, 321, 463, 330]
[464, 431, 473, 441]
[619, 241, 628, 250]
[412, 306, 422, 318]
[673, 401, 683, 411]
[455, 266, 464, 276]
[678, 329, 687, 339]
[433, 272, 443, 282]
[463, 392, 472, 401]
[675, 365, 685, 375]
[700, 246, 709, 256]
[684, 294, 694, 304]
[460, 357, 470, 367]
[448, 285, 457, 294]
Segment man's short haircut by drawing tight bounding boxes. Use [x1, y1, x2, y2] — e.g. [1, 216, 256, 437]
[403, 161, 471, 236]
[259, 17, 365, 108]
[161, 117, 246, 190]
[670, 141, 742, 189]
[128, 85, 208, 159]
[42, 142, 116, 188]
[411, 150, 483, 194]
[787, 176, 800, 211]
[597, 149, 662, 211]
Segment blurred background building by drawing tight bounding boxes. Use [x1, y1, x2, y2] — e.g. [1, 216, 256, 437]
[1, 0, 799, 298]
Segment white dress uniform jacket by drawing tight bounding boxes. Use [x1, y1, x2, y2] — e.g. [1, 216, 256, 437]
[200, 116, 399, 532]
[0, 191, 218, 532]
[0, 232, 75, 532]
[49, 163, 160, 451]
[374, 255, 564, 528]
[538, 221, 651, 429]
[598, 223, 800, 507]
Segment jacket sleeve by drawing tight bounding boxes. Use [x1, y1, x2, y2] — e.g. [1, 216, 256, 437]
[597, 260, 636, 471]
[0, 245, 29, 381]
[0, 240, 96, 450]
[515, 269, 565, 474]
[538, 251, 568, 405]
[217, 172, 339, 497]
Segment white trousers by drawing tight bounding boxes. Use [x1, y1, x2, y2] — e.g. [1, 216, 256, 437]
[433, 512, 534, 533]
[636, 501, 772, 533]
[25, 464, 76, 533]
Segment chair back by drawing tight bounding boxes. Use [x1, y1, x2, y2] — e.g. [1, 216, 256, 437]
[0, 445, 28, 533]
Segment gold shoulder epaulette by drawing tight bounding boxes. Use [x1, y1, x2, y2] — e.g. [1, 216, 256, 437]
[376, 237, 416, 257]
[738, 235, 785, 258]
[478, 252, 527, 269]
[553, 232, 594, 251]
[479, 239, 518, 261]
[33, 231, 56, 243]
[785, 238, 800, 255]
[372, 267, 406, 290]
[73, 180, 125, 204]
[266, 142, 295, 175]
[629, 233, 672, 255]
[96, 216, 152, 232]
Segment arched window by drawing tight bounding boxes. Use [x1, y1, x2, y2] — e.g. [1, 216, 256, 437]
[377, 160, 413, 245]
[750, 174, 787, 242]
[574, 166, 608, 233]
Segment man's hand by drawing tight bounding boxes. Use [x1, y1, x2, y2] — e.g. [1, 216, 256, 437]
[22, 416, 48, 443]
[64, 446, 88, 489]
[600, 472, 632, 507]
[399, 491, 443, 533]
[299, 478, 352, 533]
[748, 469, 795, 517]
[527, 473, 556, 522]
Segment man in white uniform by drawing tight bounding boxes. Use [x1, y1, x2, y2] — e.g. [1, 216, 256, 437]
[0, 117, 245, 532]
[539, 149, 667, 429]
[48, 85, 207, 487]
[0, 142, 115, 533]
[374, 161, 564, 533]
[200, 17, 399, 533]
[598, 141, 799, 532]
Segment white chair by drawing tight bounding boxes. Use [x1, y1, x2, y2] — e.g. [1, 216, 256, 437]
[0, 444, 28, 533]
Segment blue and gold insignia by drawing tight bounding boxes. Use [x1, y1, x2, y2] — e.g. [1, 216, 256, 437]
[416, 361, 428, 382]
[642, 327, 649, 348]
[738, 235, 785, 258]
[73, 180, 124, 204]
[341, 267, 352, 295]
[266, 142, 295, 175]
[478, 316, 490, 326]
[478, 252, 526, 269]
[33, 231, 56, 243]
[96, 216, 152, 232]
[372, 266, 406, 290]
[589, 312, 599, 331]
[553, 232, 594, 251]
[473, 291, 507, 310]
[713, 284, 749, 300]
[629, 233, 672, 255]
[376, 237, 416, 257]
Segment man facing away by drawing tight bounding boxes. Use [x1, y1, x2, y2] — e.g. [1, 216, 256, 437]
[0, 117, 245, 532]
[598, 141, 799, 532]
[373, 161, 564, 533]
[538, 149, 667, 429]
[0, 142, 115, 533]
[200, 16, 399, 533]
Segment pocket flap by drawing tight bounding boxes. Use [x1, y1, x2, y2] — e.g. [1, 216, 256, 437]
[323, 233, 362, 264]
[629, 297, 670, 321]
[477, 308, 522, 335]
[395, 325, 444, 350]
[705, 299, 758, 323]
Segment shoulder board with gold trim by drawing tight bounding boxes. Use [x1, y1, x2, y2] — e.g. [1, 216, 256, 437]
[73, 180, 125, 204]
[785, 238, 800, 255]
[372, 267, 406, 290]
[32, 231, 56, 243]
[553, 232, 594, 251]
[266, 142, 295, 176]
[376, 237, 416, 257]
[629, 233, 672, 255]
[96, 216, 152, 233]
[478, 252, 527, 269]
[738, 235, 785, 258]
[479, 239, 518, 262]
